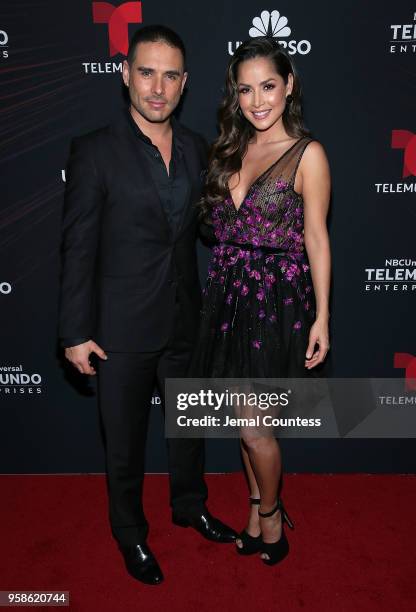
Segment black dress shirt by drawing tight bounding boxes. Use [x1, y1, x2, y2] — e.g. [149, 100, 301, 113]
[61, 109, 192, 349]
[126, 109, 191, 231]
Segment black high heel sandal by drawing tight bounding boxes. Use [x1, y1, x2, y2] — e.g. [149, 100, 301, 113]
[258, 498, 294, 566]
[236, 497, 262, 556]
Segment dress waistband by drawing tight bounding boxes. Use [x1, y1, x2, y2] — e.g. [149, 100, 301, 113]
[218, 241, 289, 256]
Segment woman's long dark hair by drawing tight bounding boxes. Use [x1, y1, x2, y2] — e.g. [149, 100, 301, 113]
[201, 37, 309, 218]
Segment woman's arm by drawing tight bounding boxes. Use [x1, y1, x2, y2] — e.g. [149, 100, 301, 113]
[298, 140, 331, 368]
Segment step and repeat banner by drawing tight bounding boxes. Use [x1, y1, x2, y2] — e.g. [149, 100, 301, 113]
[0, 1, 415, 473]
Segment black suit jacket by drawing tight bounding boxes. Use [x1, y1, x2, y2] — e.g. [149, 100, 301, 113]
[58, 111, 207, 352]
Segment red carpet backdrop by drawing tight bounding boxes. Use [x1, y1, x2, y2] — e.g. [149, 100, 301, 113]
[0, 1, 415, 473]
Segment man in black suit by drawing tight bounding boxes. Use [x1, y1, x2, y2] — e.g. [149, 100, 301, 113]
[58, 25, 236, 586]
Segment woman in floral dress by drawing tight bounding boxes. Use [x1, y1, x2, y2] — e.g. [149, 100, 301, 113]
[191, 38, 331, 565]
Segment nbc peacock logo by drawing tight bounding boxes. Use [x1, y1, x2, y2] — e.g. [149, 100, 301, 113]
[249, 10, 291, 39]
[228, 9, 311, 56]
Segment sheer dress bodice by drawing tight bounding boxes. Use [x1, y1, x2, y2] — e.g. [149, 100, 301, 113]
[191, 137, 317, 378]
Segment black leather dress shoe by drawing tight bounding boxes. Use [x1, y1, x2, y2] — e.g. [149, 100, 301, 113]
[120, 543, 164, 585]
[172, 510, 237, 543]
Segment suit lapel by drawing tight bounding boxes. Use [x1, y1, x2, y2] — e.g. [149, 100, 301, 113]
[174, 124, 201, 237]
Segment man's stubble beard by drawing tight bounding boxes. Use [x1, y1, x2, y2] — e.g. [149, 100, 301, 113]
[130, 94, 178, 125]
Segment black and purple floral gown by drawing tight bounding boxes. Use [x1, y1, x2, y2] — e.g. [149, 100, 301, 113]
[191, 137, 317, 379]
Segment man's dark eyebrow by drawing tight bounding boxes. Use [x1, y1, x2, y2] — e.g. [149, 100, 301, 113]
[238, 78, 277, 87]
[137, 66, 181, 76]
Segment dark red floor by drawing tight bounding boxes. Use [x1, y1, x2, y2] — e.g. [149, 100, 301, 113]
[1, 473, 415, 611]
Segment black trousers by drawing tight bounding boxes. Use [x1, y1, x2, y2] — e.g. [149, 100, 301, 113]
[97, 299, 208, 547]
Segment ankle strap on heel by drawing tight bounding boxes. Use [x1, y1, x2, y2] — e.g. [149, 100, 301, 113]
[249, 497, 260, 505]
[258, 499, 281, 518]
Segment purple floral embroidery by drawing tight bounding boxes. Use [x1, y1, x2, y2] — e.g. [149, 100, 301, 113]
[252, 249, 262, 260]
[264, 273, 276, 287]
[276, 179, 287, 191]
[203, 154, 313, 346]
[285, 263, 300, 282]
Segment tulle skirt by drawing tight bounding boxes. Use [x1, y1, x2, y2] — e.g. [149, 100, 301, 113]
[189, 245, 317, 379]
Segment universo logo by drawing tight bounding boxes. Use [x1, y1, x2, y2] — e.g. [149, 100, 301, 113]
[228, 10, 311, 56]
[0, 29, 8, 59]
[82, 1, 142, 75]
[0, 365, 43, 395]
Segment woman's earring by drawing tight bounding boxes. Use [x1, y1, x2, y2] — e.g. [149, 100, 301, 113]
[286, 94, 293, 104]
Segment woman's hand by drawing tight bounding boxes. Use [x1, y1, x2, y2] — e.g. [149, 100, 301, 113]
[305, 317, 330, 369]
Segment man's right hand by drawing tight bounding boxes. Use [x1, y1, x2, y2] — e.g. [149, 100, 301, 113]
[64, 340, 108, 375]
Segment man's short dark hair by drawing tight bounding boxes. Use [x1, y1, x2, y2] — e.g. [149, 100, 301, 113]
[127, 25, 186, 69]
